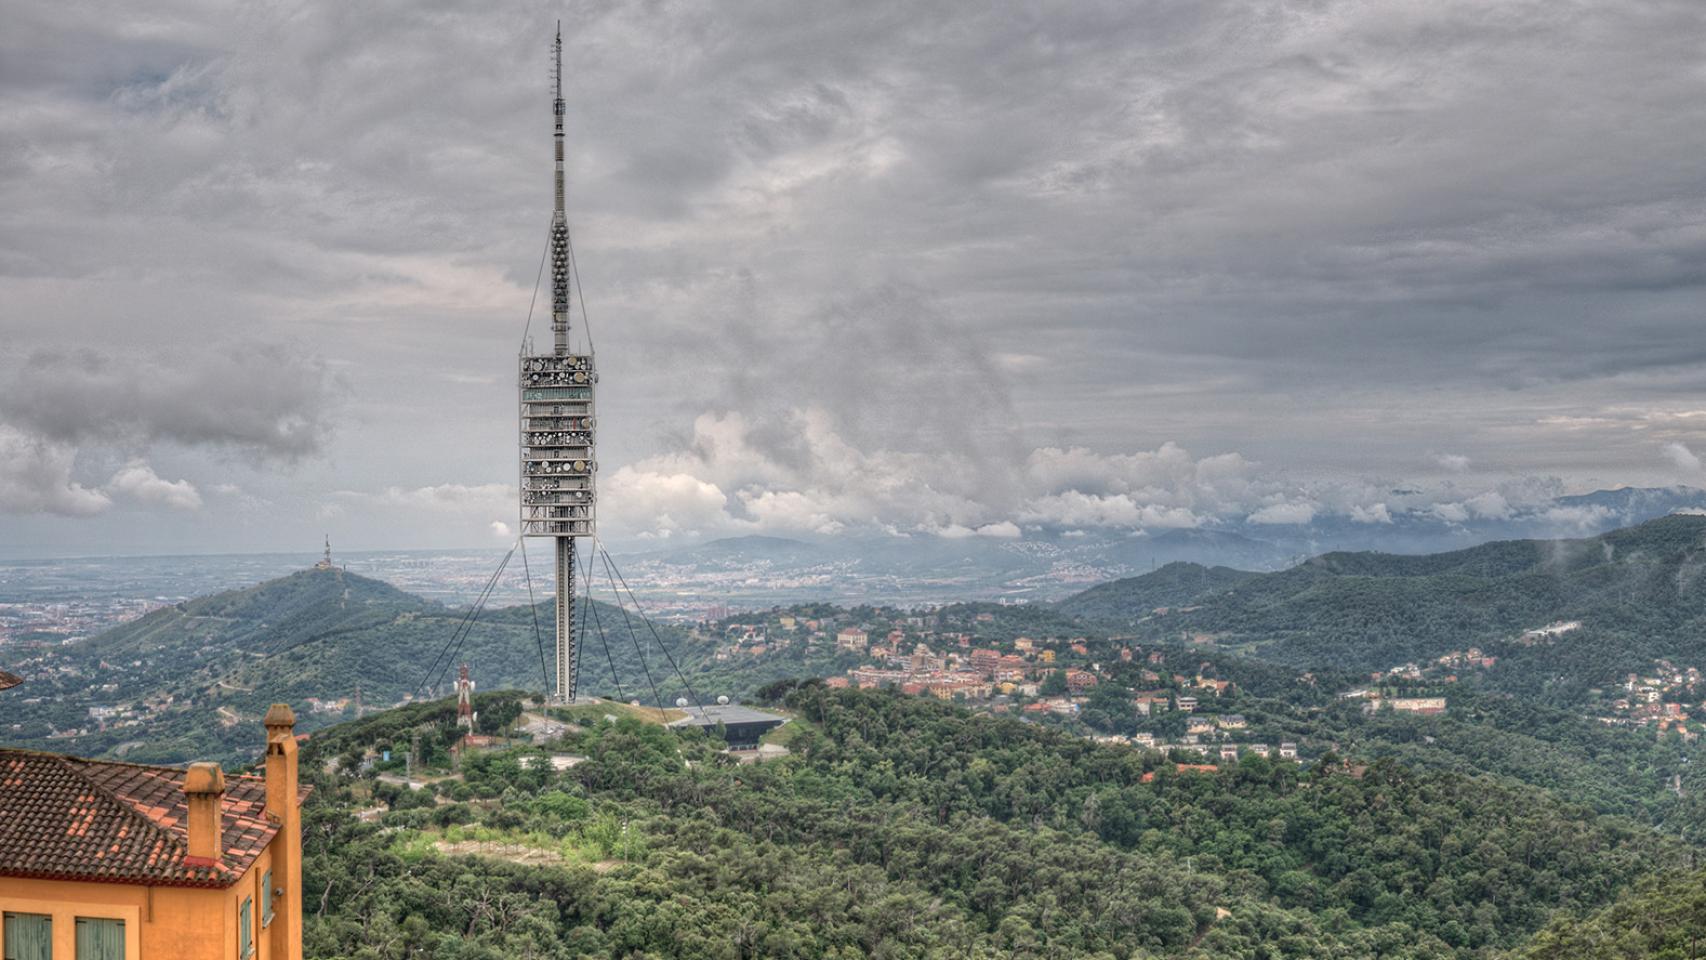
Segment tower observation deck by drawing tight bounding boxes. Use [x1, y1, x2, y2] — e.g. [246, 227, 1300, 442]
[520, 24, 596, 703]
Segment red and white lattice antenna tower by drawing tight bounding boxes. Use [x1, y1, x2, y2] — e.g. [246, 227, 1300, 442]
[456, 664, 475, 732]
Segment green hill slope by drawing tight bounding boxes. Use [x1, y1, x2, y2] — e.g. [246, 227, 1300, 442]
[1510, 868, 1706, 959]
[16, 566, 801, 764]
[289, 687, 1685, 959]
[1062, 515, 1706, 670]
[83, 567, 434, 661]
[1057, 561, 1259, 624]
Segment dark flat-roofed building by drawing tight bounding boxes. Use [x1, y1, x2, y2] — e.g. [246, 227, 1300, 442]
[667, 704, 787, 749]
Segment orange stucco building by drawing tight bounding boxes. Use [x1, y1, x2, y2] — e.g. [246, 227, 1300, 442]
[0, 704, 307, 960]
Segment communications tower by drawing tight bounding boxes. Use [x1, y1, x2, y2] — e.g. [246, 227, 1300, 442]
[519, 24, 596, 703]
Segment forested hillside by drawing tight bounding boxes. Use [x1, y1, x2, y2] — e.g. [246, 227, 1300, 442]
[293, 686, 1684, 958]
[11, 517, 1706, 955]
[1057, 561, 1257, 623]
[24, 514, 1706, 773]
[1062, 514, 1706, 670]
[11, 567, 783, 764]
[1513, 868, 1706, 959]
[79, 568, 436, 669]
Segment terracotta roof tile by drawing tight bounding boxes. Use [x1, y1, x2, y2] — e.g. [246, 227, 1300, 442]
[0, 748, 308, 888]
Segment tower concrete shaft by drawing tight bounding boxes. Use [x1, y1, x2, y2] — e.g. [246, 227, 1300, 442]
[555, 538, 578, 702]
[549, 25, 575, 703]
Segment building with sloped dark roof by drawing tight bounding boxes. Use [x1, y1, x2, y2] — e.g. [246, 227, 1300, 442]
[0, 705, 308, 960]
[667, 704, 787, 749]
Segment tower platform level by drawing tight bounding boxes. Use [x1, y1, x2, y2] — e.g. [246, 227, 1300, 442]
[519, 353, 596, 537]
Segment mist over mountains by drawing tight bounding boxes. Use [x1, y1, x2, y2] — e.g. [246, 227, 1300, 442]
[625, 485, 1706, 602]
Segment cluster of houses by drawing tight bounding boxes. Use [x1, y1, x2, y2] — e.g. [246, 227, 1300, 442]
[701, 603, 1320, 763]
[1333, 646, 1520, 717]
[814, 617, 1099, 702]
[825, 636, 1059, 702]
[1338, 624, 1706, 744]
[1596, 660, 1703, 739]
[707, 619, 796, 660]
[1364, 646, 1499, 689]
[1436, 647, 1499, 671]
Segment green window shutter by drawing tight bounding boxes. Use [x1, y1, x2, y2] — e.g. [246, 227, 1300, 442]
[74, 917, 125, 960]
[3, 913, 52, 960]
[261, 869, 275, 925]
[239, 898, 253, 958]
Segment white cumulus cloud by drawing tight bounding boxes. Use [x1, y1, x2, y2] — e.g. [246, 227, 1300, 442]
[1465, 491, 1513, 520]
[1431, 502, 1471, 524]
[1666, 442, 1703, 473]
[1349, 503, 1392, 524]
[606, 468, 735, 538]
[0, 424, 111, 516]
[107, 461, 203, 511]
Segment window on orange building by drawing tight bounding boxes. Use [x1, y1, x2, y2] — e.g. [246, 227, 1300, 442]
[239, 897, 253, 958]
[261, 869, 275, 926]
[4, 913, 52, 960]
[74, 917, 124, 960]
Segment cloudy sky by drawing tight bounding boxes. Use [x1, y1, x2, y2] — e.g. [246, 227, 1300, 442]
[3, 0, 1705, 556]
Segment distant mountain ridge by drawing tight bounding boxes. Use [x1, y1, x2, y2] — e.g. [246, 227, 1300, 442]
[13, 567, 709, 764]
[1060, 513, 1706, 670]
[611, 485, 1706, 605]
[1057, 562, 1258, 622]
[85, 567, 436, 662]
[20, 511, 1706, 765]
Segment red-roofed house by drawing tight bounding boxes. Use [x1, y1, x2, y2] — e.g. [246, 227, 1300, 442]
[1065, 670, 1098, 693]
[0, 705, 308, 960]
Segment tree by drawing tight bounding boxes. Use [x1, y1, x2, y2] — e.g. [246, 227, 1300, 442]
[1040, 670, 1069, 696]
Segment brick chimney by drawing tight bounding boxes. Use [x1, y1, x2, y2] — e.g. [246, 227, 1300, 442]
[264, 703, 303, 960]
[182, 761, 225, 866]
[264, 703, 298, 820]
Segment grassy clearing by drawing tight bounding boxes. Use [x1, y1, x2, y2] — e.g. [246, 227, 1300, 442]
[551, 700, 686, 726]
[393, 813, 647, 867]
[761, 715, 803, 747]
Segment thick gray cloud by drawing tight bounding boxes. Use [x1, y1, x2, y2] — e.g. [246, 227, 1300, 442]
[2, 0, 1704, 552]
[2, 346, 337, 459]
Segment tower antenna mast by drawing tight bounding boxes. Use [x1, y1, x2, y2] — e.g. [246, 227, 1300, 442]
[519, 21, 597, 704]
[550, 22, 570, 356]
